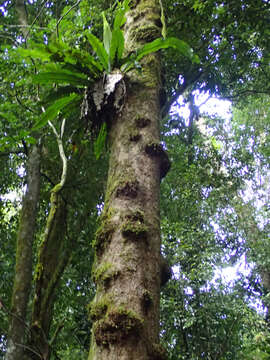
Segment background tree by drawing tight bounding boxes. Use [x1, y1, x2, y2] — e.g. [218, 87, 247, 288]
[1, 0, 270, 359]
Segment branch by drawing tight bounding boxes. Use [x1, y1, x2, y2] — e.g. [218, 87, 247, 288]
[0, 149, 25, 157]
[48, 119, 67, 192]
[40, 172, 55, 187]
[3, 25, 48, 30]
[14, 343, 42, 359]
[224, 88, 270, 101]
[25, 0, 48, 42]
[15, 92, 37, 114]
[162, 70, 203, 116]
[50, 320, 65, 346]
[0, 297, 32, 335]
[197, 94, 212, 109]
[0, 34, 20, 46]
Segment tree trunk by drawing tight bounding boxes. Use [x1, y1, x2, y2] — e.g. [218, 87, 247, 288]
[26, 122, 71, 360]
[26, 192, 69, 360]
[6, 145, 41, 360]
[88, 1, 169, 359]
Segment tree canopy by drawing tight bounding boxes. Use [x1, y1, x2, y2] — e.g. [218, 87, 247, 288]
[0, 0, 270, 359]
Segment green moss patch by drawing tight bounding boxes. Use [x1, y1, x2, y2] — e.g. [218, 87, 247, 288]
[121, 222, 148, 241]
[88, 297, 110, 321]
[93, 262, 120, 288]
[93, 222, 115, 257]
[121, 210, 148, 242]
[93, 207, 116, 257]
[94, 307, 143, 346]
[126, 209, 145, 223]
[106, 167, 137, 202]
[131, 24, 161, 43]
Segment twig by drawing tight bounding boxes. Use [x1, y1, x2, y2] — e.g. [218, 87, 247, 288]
[25, 0, 48, 42]
[0, 149, 25, 156]
[3, 25, 48, 30]
[56, 0, 81, 38]
[50, 320, 65, 346]
[15, 92, 36, 114]
[40, 172, 55, 187]
[197, 94, 212, 109]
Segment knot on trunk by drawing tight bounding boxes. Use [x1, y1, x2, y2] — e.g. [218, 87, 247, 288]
[145, 142, 171, 179]
[94, 307, 143, 346]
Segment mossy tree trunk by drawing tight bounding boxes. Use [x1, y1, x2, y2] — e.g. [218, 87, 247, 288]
[88, 1, 169, 359]
[6, 145, 41, 360]
[26, 192, 69, 360]
[25, 122, 72, 360]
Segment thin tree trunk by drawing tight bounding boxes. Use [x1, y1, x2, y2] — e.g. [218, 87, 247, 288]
[5, 3, 40, 358]
[5, 145, 41, 360]
[88, 1, 170, 359]
[27, 193, 68, 360]
[26, 121, 71, 360]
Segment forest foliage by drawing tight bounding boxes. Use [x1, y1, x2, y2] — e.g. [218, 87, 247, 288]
[0, 0, 270, 359]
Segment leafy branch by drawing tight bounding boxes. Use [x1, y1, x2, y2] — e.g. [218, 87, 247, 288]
[17, 0, 199, 158]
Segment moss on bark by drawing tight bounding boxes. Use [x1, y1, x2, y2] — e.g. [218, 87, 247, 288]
[93, 262, 120, 288]
[6, 145, 40, 360]
[88, 296, 111, 321]
[94, 307, 143, 346]
[88, 0, 167, 358]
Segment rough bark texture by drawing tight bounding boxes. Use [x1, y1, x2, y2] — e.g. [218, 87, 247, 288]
[88, 1, 169, 359]
[6, 145, 41, 360]
[26, 130, 70, 360]
[26, 191, 68, 360]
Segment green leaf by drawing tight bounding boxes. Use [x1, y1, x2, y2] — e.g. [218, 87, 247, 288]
[102, 12, 112, 56]
[17, 46, 51, 61]
[44, 86, 79, 104]
[69, 48, 103, 75]
[113, 0, 130, 29]
[94, 122, 107, 159]
[33, 70, 89, 86]
[32, 93, 80, 131]
[136, 37, 200, 63]
[110, 28, 125, 65]
[86, 32, 109, 72]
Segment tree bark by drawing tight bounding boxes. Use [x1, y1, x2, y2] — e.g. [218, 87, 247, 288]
[26, 122, 71, 360]
[88, 1, 169, 359]
[27, 192, 68, 360]
[5, 145, 41, 360]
